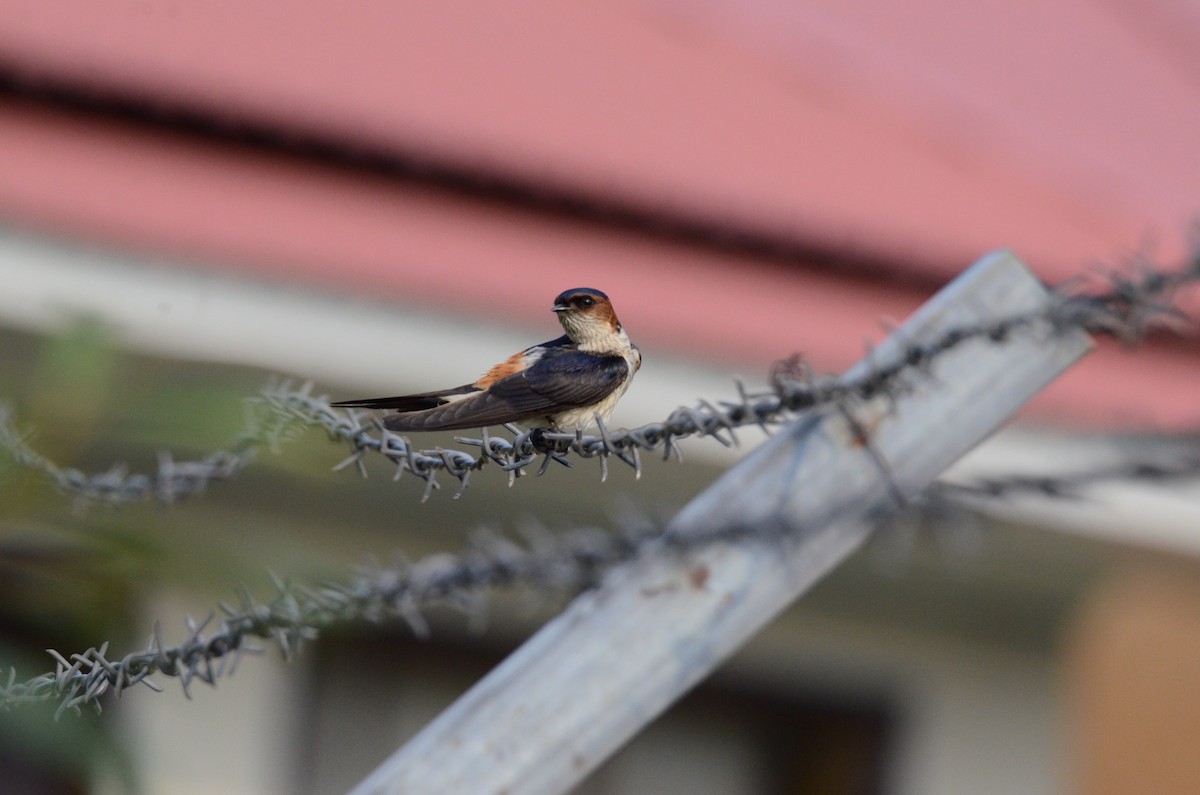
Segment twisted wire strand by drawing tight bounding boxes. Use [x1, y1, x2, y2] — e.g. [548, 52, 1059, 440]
[0, 397, 304, 506]
[934, 443, 1200, 502]
[5, 427, 1200, 716]
[0, 520, 660, 716]
[4, 248, 1197, 504]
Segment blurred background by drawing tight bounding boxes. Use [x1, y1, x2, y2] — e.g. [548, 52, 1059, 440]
[1, 1, 1199, 793]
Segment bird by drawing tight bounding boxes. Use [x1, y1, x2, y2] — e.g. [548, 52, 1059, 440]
[332, 288, 641, 433]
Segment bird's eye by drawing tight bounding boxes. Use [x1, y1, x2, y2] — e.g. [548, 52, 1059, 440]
[577, 296, 595, 308]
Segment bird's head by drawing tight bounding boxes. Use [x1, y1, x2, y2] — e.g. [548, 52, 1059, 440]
[552, 288, 622, 346]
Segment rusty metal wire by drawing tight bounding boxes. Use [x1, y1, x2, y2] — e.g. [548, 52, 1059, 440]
[0, 519, 662, 716]
[933, 440, 1200, 502]
[138, 248, 1200, 498]
[5, 426, 1199, 716]
[0, 394, 312, 506]
[2, 249, 1197, 504]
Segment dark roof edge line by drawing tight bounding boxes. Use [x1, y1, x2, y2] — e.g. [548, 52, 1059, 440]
[0, 60, 944, 287]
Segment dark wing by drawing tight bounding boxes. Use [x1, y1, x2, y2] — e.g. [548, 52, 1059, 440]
[331, 384, 478, 412]
[383, 351, 629, 432]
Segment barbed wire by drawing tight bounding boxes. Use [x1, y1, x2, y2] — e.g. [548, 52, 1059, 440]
[0, 397, 303, 507]
[0, 518, 661, 717]
[2, 248, 1196, 503]
[933, 442, 1200, 502]
[4, 428, 1199, 717]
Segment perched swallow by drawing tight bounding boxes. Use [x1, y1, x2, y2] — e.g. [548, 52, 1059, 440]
[332, 288, 641, 433]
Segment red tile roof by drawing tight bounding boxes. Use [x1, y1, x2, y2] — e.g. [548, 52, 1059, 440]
[0, 0, 1196, 426]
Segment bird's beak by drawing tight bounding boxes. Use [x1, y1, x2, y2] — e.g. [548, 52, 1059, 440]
[552, 303, 570, 313]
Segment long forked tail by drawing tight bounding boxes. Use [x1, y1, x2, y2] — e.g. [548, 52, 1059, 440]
[331, 385, 478, 413]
